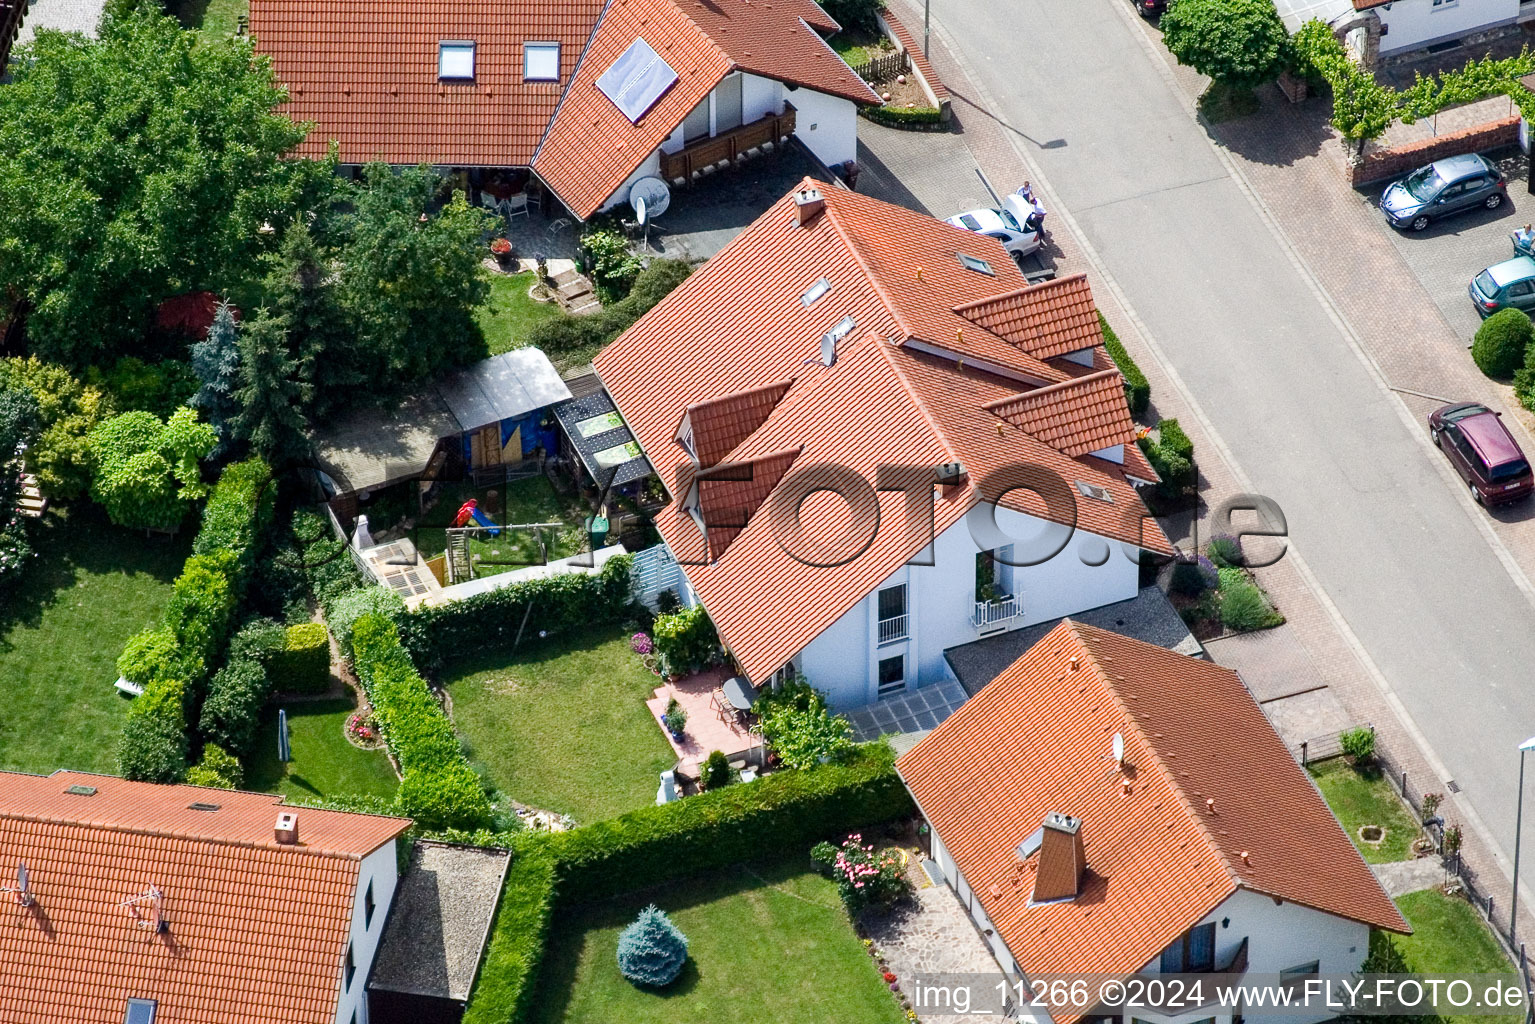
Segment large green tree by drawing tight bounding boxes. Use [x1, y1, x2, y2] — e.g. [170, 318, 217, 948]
[0, 0, 324, 365]
[264, 221, 358, 421]
[335, 164, 493, 392]
[1160, 0, 1290, 93]
[231, 311, 311, 466]
[87, 406, 216, 530]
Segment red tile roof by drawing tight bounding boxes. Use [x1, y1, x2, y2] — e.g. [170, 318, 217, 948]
[595, 181, 1172, 683]
[533, 0, 879, 218]
[985, 369, 1137, 457]
[953, 274, 1102, 361]
[689, 446, 802, 560]
[0, 770, 410, 1024]
[898, 623, 1408, 989]
[684, 378, 795, 467]
[252, 0, 605, 166]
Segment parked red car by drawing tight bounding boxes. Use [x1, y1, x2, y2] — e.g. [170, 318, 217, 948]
[1429, 402, 1534, 505]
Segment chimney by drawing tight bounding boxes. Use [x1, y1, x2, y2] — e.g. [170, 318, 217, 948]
[793, 187, 825, 227]
[1033, 812, 1085, 902]
[274, 811, 298, 845]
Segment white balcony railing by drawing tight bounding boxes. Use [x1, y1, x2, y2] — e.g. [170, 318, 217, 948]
[972, 595, 1019, 631]
[878, 614, 909, 646]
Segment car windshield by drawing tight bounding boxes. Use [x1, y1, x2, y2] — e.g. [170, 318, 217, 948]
[1443, 404, 1488, 423]
[999, 208, 1022, 232]
[1490, 458, 1531, 482]
[1403, 166, 1443, 201]
[1475, 271, 1498, 297]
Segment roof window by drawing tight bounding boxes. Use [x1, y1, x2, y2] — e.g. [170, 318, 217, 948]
[65, 784, 97, 796]
[800, 277, 831, 307]
[439, 41, 476, 81]
[957, 253, 995, 276]
[597, 37, 679, 122]
[124, 999, 157, 1024]
[187, 802, 221, 812]
[524, 41, 559, 81]
[1075, 480, 1114, 504]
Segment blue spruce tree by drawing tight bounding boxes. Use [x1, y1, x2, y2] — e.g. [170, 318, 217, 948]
[190, 300, 242, 457]
[616, 904, 688, 987]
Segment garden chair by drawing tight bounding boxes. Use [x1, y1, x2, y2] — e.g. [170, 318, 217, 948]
[503, 193, 530, 220]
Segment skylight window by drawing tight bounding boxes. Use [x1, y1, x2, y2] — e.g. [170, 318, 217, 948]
[1075, 480, 1114, 504]
[439, 41, 476, 81]
[800, 277, 831, 308]
[524, 41, 559, 81]
[124, 999, 157, 1024]
[825, 315, 855, 344]
[596, 38, 679, 123]
[957, 253, 995, 276]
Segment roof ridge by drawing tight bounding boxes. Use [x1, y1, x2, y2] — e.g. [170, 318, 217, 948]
[982, 368, 1121, 413]
[0, 810, 376, 861]
[1064, 621, 1245, 891]
[685, 377, 796, 416]
[819, 188, 917, 343]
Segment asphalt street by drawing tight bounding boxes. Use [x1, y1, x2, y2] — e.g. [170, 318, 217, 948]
[931, 0, 1535, 870]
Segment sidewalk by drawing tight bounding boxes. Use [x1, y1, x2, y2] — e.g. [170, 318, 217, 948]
[878, 0, 1535, 945]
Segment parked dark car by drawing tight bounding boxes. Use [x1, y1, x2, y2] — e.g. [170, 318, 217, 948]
[1380, 154, 1507, 232]
[1130, 0, 1166, 13]
[1429, 402, 1533, 505]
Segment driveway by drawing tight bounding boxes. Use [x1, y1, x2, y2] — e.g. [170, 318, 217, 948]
[922, 0, 1535, 892]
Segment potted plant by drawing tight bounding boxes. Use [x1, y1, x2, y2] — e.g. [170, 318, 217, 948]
[663, 697, 687, 740]
[490, 237, 514, 268]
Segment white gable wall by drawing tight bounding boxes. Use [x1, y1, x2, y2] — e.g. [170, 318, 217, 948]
[1376, 0, 1519, 54]
[794, 502, 1139, 709]
[335, 840, 401, 1024]
[787, 85, 857, 167]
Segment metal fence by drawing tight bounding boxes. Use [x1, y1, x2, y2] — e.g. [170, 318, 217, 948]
[849, 50, 910, 84]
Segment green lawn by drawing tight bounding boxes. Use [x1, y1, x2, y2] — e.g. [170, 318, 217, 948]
[531, 858, 905, 1024]
[245, 694, 399, 802]
[413, 476, 588, 580]
[476, 271, 563, 356]
[166, 0, 247, 42]
[1308, 758, 1422, 863]
[1378, 890, 1517, 1024]
[444, 626, 676, 824]
[827, 29, 893, 68]
[0, 509, 188, 775]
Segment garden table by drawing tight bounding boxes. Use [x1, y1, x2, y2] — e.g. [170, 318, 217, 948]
[723, 676, 755, 711]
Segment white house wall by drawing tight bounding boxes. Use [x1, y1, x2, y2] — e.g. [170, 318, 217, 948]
[1376, 0, 1519, 53]
[334, 840, 401, 1024]
[785, 86, 857, 167]
[743, 72, 783, 124]
[794, 503, 1139, 709]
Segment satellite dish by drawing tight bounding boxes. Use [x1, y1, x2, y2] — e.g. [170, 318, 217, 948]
[628, 176, 671, 220]
[1112, 732, 1124, 763]
[635, 194, 648, 226]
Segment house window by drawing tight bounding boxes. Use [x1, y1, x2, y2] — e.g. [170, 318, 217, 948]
[524, 41, 559, 81]
[1432, 0, 1458, 7]
[877, 654, 905, 697]
[439, 41, 475, 80]
[123, 1000, 157, 1024]
[877, 584, 908, 645]
[767, 661, 796, 688]
[957, 252, 995, 276]
[345, 942, 356, 989]
[364, 880, 375, 928]
[1159, 921, 1216, 973]
[1281, 961, 1321, 992]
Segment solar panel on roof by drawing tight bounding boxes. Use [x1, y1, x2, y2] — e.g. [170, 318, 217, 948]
[597, 38, 679, 123]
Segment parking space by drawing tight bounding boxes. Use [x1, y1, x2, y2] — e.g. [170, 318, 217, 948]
[1366, 149, 1529, 344]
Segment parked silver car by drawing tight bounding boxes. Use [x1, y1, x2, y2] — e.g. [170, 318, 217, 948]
[1380, 153, 1507, 232]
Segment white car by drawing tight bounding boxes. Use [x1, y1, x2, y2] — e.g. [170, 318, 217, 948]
[945, 191, 1043, 258]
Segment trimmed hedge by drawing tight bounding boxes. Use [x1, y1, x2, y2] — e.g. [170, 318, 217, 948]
[1100, 313, 1150, 418]
[859, 105, 945, 129]
[271, 622, 330, 693]
[524, 260, 691, 361]
[328, 584, 406, 662]
[115, 459, 275, 781]
[351, 612, 492, 830]
[463, 742, 912, 1024]
[400, 554, 633, 671]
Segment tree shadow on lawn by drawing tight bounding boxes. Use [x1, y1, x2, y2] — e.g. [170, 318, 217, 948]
[529, 858, 831, 1024]
[0, 506, 188, 652]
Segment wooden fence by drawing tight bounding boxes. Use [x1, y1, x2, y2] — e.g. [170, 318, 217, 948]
[850, 50, 910, 83]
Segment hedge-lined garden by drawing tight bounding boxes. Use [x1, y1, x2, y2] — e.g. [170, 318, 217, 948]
[115, 458, 275, 782]
[350, 612, 492, 831]
[463, 742, 914, 1024]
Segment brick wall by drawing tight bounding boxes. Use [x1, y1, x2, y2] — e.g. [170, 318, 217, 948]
[1351, 115, 1521, 187]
